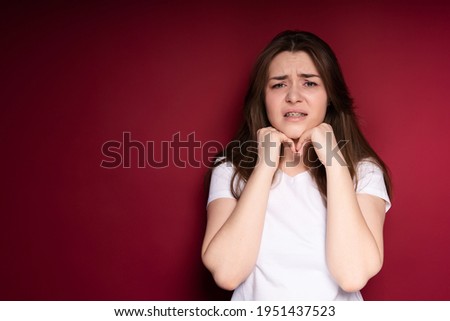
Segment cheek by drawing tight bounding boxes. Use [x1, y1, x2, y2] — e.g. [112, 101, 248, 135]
[315, 106, 327, 124]
[320, 103, 328, 118]
[315, 95, 328, 119]
[264, 92, 277, 119]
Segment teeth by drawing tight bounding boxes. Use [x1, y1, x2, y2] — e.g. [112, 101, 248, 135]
[285, 112, 306, 117]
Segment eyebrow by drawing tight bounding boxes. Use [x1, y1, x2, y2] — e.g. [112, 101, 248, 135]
[268, 73, 321, 80]
[300, 73, 320, 78]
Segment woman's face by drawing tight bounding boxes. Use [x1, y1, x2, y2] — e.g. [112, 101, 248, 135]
[265, 51, 328, 140]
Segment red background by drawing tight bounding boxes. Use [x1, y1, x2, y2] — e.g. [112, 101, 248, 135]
[1, 1, 449, 300]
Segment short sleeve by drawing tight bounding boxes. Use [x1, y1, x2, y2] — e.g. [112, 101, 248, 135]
[355, 160, 391, 213]
[207, 162, 237, 207]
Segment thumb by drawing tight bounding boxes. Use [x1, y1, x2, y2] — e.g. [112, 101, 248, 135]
[279, 134, 297, 154]
[296, 130, 312, 156]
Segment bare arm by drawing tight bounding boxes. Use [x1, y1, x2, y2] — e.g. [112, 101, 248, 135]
[202, 166, 274, 290]
[202, 128, 295, 290]
[298, 123, 386, 292]
[325, 163, 386, 292]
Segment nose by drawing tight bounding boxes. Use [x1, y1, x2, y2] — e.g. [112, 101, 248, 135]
[285, 85, 303, 103]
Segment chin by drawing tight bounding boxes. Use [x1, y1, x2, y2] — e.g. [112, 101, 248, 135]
[281, 129, 303, 141]
[271, 123, 306, 140]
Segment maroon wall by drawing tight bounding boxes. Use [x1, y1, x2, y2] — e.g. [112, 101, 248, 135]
[1, 1, 449, 300]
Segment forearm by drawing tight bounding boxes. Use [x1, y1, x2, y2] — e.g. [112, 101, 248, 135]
[202, 165, 274, 289]
[325, 161, 383, 292]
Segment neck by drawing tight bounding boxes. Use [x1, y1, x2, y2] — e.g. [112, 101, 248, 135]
[280, 145, 308, 175]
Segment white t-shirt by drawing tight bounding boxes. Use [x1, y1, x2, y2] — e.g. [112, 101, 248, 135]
[207, 160, 391, 301]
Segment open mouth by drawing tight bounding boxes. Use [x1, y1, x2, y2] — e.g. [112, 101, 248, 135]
[284, 112, 307, 117]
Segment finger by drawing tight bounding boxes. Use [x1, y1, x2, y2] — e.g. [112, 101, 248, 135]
[296, 129, 313, 155]
[263, 127, 286, 143]
[270, 129, 293, 150]
[257, 127, 275, 142]
[280, 136, 296, 154]
[298, 140, 311, 156]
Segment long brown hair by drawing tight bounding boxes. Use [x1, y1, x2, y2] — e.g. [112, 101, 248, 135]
[210, 30, 392, 200]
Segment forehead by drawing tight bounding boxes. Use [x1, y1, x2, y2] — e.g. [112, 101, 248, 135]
[268, 51, 318, 74]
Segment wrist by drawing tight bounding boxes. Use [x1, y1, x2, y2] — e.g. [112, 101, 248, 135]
[323, 149, 347, 168]
[254, 161, 278, 177]
[325, 159, 350, 178]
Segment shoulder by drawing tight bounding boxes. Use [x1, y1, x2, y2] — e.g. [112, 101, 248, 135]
[355, 158, 391, 212]
[211, 158, 235, 177]
[207, 160, 237, 206]
[355, 158, 386, 180]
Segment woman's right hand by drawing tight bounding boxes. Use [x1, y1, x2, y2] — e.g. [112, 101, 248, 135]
[256, 127, 296, 172]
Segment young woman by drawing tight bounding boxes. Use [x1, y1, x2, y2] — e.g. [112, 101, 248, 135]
[202, 30, 392, 300]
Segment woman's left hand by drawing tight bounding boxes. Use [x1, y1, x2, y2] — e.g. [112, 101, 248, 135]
[296, 123, 346, 167]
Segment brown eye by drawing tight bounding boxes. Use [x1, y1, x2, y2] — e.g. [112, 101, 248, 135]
[304, 81, 317, 87]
